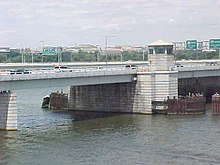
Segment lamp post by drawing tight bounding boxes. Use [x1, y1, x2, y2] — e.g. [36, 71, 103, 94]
[57, 46, 62, 63]
[105, 35, 116, 62]
[105, 35, 116, 49]
[19, 43, 24, 63]
[21, 48, 24, 63]
[40, 40, 44, 62]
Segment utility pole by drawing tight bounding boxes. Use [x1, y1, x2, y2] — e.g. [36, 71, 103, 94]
[19, 43, 24, 63]
[219, 49, 220, 59]
[31, 53, 34, 63]
[57, 46, 62, 63]
[21, 48, 24, 63]
[105, 35, 116, 62]
[40, 41, 44, 63]
[105, 35, 116, 49]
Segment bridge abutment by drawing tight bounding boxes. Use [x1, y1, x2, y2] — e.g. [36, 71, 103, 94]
[0, 92, 17, 130]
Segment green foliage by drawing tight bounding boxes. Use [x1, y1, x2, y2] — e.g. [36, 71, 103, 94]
[175, 50, 219, 60]
[64, 51, 97, 62]
[1, 49, 219, 63]
[0, 54, 7, 62]
[122, 51, 147, 61]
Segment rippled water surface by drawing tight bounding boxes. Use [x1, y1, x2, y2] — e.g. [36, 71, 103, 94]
[1, 88, 220, 165]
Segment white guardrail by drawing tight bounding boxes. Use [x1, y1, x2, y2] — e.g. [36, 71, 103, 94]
[173, 64, 220, 71]
[1, 63, 220, 81]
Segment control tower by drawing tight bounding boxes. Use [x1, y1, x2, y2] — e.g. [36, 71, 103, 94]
[148, 40, 174, 71]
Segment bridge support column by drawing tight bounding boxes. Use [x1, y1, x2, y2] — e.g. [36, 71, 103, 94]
[0, 92, 17, 131]
[133, 71, 178, 114]
[132, 73, 155, 114]
[154, 71, 178, 102]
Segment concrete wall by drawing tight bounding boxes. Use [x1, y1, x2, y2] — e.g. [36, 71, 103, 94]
[68, 83, 136, 113]
[149, 55, 174, 71]
[68, 74, 156, 114]
[0, 92, 17, 130]
[154, 71, 178, 101]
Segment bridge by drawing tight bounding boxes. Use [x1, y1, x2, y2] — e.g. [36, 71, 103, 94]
[0, 67, 137, 91]
[1, 60, 220, 90]
[1, 40, 220, 131]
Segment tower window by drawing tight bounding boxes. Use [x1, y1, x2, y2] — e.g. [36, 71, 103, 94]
[167, 48, 173, 54]
[155, 48, 165, 54]
[149, 49, 153, 54]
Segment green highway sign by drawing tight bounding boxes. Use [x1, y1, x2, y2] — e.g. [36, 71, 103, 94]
[42, 47, 56, 55]
[209, 39, 220, 49]
[186, 40, 197, 50]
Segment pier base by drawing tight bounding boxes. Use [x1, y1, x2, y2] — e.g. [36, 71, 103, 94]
[50, 92, 68, 109]
[212, 93, 220, 115]
[167, 95, 206, 115]
[0, 92, 17, 130]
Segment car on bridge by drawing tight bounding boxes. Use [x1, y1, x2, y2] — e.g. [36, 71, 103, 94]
[0, 69, 15, 75]
[54, 65, 73, 72]
[125, 64, 136, 69]
[12, 69, 32, 74]
[174, 63, 184, 69]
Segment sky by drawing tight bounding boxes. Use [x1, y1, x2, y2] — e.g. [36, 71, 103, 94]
[0, 0, 219, 48]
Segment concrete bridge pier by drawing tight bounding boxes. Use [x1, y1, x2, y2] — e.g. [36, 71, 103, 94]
[132, 72, 154, 114]
[133, 70, 178, 114]
[0, 91, 17, 130]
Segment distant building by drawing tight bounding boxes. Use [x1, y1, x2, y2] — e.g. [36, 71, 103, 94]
[132, 46, 146, 53]
[64, 44, 101, 53]
[101, 45, 145, 56]
[30, 47, 43, 55]
[0, 47, 10, 53]
[101, 46, 122, 56]
[10, 48, 31, 54]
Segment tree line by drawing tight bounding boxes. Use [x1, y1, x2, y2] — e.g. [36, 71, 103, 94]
[0, 49, 219, 63]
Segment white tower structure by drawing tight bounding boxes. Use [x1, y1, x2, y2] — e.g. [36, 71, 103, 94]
[148, 40, 174, 71]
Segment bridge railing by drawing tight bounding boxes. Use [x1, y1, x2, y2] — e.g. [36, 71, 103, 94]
[174, 64, 220, 71]
[0, 67, 137, 81]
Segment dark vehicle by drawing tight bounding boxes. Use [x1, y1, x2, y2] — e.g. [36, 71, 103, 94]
[125, 64, 136, 69]
[14, 69, 32, 74]
[174, 63, 184, 68]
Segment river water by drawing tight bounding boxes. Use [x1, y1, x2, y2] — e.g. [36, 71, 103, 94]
[0, 87, 220, 165]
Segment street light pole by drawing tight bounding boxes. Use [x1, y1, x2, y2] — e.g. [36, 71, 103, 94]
[40, 41, 44, 62]
[21, 48, 24, 63]
[57, 46, 62, 63]
[105, 35, 116, 62]
[40, 40, 44, 49]
[142, 49, 145, 61]
[20, 43, 24, 63]
[105, 36, 108, 49]
[105, 35, 116, 49]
